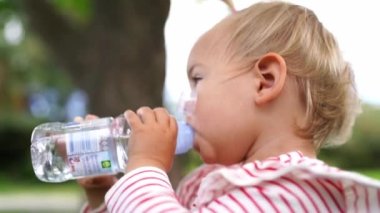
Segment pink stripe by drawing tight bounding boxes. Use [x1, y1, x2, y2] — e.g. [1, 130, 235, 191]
[324, 179, 344, 194]
[107, 169, 166, 209]
[112, 177, 169, 212]
[121, 192, 149, 212]
[183, 173, 207, 207]
[279, 193, 295, 213]
[134, 194, 176, 212]
[317, 179, 343, 212]
[378, 189, 380, 207]
[257, 186, 280, 213]
[214, 198, 234, 213]
[227, 193, 248, 213]
[115, 177, 170, 211]
[285, 153, 292, 162]
[142, 200, 176, 213]
[182, 169, 206, 205]
[253, 162, 277, 172]
[118, 192, 149, 212]
[185, 168, 206, 192]
[268, 180, 307, 212]
[242, 167, 257, 177]
[253, 162, 259, 170]
[295, 151, 304, 157]
[115, 183, 168, 213]
[352, 185, 359, 212]
[266, 156, 280, 161]
[282, 176, 320, 212]
[203, 206, 217, 213]
[240, 187, 264, 213]
[83, 204, 90, 213]
[158, 207, 179, 213]
[365, 187, 370, 212]
[99, 204, 108, 213]
[304, 179, 332, 213]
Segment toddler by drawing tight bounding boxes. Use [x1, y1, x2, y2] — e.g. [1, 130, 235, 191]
[81, 1, 380, 212]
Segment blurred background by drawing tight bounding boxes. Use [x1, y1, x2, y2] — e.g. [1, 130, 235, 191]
[0, 0, 379, 212]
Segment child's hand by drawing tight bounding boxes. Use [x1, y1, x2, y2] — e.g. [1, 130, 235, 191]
[124, 107, 178, 173]
[74, 114, 118, 209]
[77, 175, 118, 209]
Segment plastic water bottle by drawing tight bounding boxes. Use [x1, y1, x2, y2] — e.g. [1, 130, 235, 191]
[30, 115, 194, 183]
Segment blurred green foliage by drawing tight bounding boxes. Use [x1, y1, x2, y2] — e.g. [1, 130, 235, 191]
[0, 0, 75, 181]
[319, 104, 380, 169]
[53, 0, 92, 23]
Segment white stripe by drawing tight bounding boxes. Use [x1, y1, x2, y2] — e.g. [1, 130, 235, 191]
[367, 187, 380, 211]
[122, 179, 170, 210]
[247, 186, 280, 212]
[105, 167, 170, 212]
[204, 202, 229, 213]
[344, 181, 357, 213]
[137, 195, 180, 212]
[212, 192, 250, 213]
[304, 179, 333, 212]
[181, 176, 201, 206]
[281, 178, 318, 212]
[354, 185, 368, 211]
[265, 180, 305, 211]
[255, 186, 293, 213]
[277, 192, 296, 213]
[127, 194, 181, 213]
[228, 188, 262, 212]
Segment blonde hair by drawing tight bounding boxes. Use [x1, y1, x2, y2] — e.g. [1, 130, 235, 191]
[224, 1, 361, 149]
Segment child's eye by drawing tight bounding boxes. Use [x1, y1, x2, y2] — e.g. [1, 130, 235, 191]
[190, 76, 203, 86]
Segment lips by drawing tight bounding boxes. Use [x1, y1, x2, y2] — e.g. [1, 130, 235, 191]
[192, 133, 200, 152]
[193, 140, 200, 152]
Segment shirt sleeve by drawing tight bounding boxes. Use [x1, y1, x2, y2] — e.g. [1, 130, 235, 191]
[103, 166, 332, 213]
[105, 167, 188, 213]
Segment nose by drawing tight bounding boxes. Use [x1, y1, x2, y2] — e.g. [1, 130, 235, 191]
[177, 90, 197, 123]
[183, 99, 196, 117]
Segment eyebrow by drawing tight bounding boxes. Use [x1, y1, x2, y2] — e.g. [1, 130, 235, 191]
[187, 63, 201, 78]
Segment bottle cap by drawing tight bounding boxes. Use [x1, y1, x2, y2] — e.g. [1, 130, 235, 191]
[175, 122, 194, 154]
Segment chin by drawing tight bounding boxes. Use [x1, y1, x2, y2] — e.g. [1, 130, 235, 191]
[199, 153, 217, 164]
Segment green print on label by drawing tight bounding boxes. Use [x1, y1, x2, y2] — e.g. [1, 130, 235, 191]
[101, 160, 111, 168]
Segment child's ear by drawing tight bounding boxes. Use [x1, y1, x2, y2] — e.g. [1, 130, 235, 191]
[253, 52, 287, 105]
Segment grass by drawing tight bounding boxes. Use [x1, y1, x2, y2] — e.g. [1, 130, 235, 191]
[0, 176, 83, 213]
[0, 174, 81, 194]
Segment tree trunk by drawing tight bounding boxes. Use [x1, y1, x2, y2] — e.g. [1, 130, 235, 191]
[22, 0, 170, 116]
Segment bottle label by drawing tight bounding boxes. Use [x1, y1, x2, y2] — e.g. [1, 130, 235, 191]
[65, 128, 115, 177]
[67, 152, 113, 177]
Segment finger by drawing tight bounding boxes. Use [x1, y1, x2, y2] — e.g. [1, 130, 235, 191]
[136, 106, 156, 124]
[77, 178, 91, 186]
[74, 116, 83, 123]
[91, 176, 118, 187]
[169, 115, 178, 133]
[85, 114, 98, 121]
[153, 107, 170, 126]
[124, 110, 142, 130]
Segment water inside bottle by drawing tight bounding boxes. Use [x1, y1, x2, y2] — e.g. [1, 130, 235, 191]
[31, 125, 129, 182]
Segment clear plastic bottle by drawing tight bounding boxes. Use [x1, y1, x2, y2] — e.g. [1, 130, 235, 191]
[30, 115, 194, 183]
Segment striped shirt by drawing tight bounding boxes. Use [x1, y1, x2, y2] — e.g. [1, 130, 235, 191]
[92, 151, 380, 212]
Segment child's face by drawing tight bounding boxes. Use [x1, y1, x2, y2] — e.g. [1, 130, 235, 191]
[186, 25, 259, 165]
